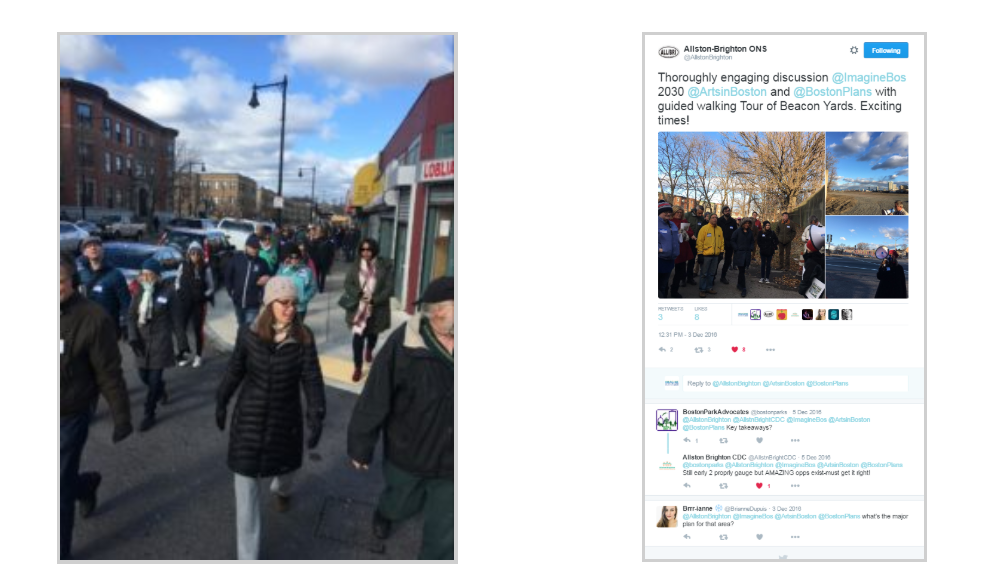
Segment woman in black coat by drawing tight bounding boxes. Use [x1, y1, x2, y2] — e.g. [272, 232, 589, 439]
[755, 221, 779, 283]
[730, 218, 756, 297]
[216, 276, 326, 560]
[127, 258, 181, 432]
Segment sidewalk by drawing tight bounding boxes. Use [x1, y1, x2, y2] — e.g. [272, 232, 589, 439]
[205, 261, 409, 393]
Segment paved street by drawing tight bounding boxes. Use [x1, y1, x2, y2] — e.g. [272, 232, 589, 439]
[826, 255, 909, 298]
[70, 339, 424, 560]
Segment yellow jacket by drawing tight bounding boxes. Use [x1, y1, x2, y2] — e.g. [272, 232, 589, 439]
[696, 223, 724, 256]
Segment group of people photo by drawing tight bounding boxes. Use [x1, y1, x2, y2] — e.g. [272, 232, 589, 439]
[657, 202, 825, 299]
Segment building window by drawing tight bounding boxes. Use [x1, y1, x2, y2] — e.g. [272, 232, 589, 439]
[137, 131, 145, 148]
[76, 103, 92, 128]
[77, 143, 94, 167]
[406, 138, 421, 166]
[104, 152, 111, 173]
[125, 126, 132, 146]
[107, 187, 114, 209]
[103, 117, 112, 138]
[115, 156, 123, 174]
[115, 121, 122, 142]
[435, 123, 454, 158]
[126, 157, 132, 175]
[136, 162, 144, 178]
[150, 165, 155, 177]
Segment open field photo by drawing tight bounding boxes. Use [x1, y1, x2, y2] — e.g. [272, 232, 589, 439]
[826, 132, 909, 216]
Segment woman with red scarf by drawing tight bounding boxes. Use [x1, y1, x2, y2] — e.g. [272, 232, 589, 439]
[340, 238, 394, 382]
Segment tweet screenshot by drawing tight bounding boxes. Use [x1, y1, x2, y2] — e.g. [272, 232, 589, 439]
[642, 33, 925, 560]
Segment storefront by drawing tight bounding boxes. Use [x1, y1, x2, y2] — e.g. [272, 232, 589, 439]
[419, 159, 454, 287]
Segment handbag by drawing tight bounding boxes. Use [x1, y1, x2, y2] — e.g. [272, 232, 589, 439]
[337, 291, 360, 311]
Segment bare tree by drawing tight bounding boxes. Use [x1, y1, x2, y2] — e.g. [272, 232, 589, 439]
[720, 132, 826, 211]
[826, 147, 838, 189]
[685, 134, 720, 210]
[173, 139, 204, 217]
[657, 133, 688, 201]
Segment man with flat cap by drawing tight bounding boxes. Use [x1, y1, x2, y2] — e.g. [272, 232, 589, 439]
[347, 276, 454, 560]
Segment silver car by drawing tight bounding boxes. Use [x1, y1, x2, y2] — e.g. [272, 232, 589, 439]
[60, 221, 92, 254]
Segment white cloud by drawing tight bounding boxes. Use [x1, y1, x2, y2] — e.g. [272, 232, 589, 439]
[871, 155, 909, 171]
[59, 35, 123, 75]
[104, 48, 363, 200]
[830, 132, 871, 157]
[880, 227, 908, 241]
[840, 237, 846, 241]
[850, 229, 855, 232]
[859, 132, 908, 160]
[278, 35, 452, 93]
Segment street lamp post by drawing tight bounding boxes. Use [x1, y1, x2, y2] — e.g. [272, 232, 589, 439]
[298, 166, 316, 224]
[249, 75, 288, 228]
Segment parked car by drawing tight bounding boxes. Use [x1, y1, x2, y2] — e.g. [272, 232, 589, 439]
[101, 242, 183, 293]
[101, 214, 147, 240]
[218, 218, 274, 251]
[60, 222, 92, 255]
[159, 227, 235, 288]
[167, 217, 218, 230]
[75, 220, 101, 236]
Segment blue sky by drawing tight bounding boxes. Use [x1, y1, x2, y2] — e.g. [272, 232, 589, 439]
[824, 215, 909, 250]
[826, 132, 908, 192]
[59, 34, 454, 204]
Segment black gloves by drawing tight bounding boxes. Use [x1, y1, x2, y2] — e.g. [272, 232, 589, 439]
[129, 340, 146, 357]
[306, 418, 323, 449]
[112, 422, 133, 443]
[697, 255, 704, 266]
[216, 408, 227, 431]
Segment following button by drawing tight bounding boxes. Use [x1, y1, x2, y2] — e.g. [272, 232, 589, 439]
[864, 42, 908, 58]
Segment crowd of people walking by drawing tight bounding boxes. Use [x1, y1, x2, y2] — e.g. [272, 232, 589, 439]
[61, 222, 455, 561]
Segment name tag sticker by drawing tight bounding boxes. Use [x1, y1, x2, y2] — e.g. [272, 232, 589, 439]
[660, 230, 668, 234]
[92, 285, 104, 293]
[60, 340, 65, 354]
[886, 267, 890, 271]
[707, 233, 712, 237]
[156, 296, 168, 304]
[762, 234, 766, 237]
[787, 225, 791, 228]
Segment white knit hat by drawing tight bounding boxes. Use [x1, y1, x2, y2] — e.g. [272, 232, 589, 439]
[263, 276, 298, 307]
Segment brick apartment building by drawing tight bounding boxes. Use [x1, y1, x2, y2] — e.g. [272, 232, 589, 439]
[60, 78, 178, 221]
[191, 173, 258, 219]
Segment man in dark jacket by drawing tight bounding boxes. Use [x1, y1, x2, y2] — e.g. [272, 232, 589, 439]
[775, 212, 796, 270]
[224, 235, 272, 328]
[76, 237, 131, 339]
[348, 276, 455, 560]
[307, 226, 335, 294]
[60, 253, 132, 560]
[875, 250, 907, 298]
[717, 206, 738, 284]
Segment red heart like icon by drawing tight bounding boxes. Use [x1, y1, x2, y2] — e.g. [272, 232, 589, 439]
[756, 483, 763, 489]
[732, 347, 739, 352]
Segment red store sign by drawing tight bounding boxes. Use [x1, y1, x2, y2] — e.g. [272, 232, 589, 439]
[420, 158, 454, 182]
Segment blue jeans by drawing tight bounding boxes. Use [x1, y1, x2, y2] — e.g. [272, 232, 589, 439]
[60, 406, 93, 559]
[699, 256, 720, 291]
[234, 305, 259, 329]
